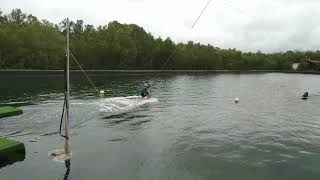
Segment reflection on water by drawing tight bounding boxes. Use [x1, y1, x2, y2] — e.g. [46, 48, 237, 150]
[56, 160, 71, 180]
[1, 72, 320, 180]
[63, 160, 71, 180]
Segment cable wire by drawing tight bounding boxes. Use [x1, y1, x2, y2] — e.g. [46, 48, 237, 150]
[192, 0, 212, 28]
[161, 0, 212, 70]
[69, 51, 100, 94]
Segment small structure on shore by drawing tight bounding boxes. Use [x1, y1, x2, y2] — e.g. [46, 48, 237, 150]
[304, 58, 320, 64]
[301, 58, 320, 70]
[291, 63, 300, 71]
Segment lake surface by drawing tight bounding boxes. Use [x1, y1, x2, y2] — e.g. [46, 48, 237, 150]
[1, 72, 320, 180]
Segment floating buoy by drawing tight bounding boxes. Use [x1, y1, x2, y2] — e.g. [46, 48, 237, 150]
[99, 90, 105, 94]
[235, 97, 239, 103]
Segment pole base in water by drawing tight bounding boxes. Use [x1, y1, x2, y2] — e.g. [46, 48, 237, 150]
[48, 149, 72, 162]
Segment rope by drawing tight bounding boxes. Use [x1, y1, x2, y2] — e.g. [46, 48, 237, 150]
[161, 0, 212, 70]
[59, 94, 68, 140]
[0, 57, 6, 67]
[161, 48, 177, 70]
[69, 51, 100, 94]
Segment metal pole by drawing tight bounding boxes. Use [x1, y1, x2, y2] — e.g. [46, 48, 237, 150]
[64, 18, 71, 154]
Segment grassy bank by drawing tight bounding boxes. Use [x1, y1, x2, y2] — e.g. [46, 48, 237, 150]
[0, 106, 23, 119]
[0, 69, 320, 74]
[0, 138, 25, 168]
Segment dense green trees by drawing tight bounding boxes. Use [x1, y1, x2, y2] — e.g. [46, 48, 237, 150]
[0, 9, 64, 69]
[0, 9, 319, 70]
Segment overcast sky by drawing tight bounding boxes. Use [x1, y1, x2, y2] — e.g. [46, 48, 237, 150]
[1, 0, 320, 52]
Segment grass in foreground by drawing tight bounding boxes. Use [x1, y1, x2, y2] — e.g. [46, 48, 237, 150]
[0, 138, 25, 167]
[0, 106, 23, 119]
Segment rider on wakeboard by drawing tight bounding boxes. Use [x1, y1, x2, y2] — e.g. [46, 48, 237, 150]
[139, 82, 151, 98]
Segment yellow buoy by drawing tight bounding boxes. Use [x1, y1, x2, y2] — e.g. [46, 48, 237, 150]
[99, 90, 105, 94]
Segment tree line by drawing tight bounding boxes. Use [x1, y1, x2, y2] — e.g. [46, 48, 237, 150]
[0, 9, 319, 70]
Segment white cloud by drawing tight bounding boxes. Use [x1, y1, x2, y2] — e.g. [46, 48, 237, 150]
[1, 0, 320, 52]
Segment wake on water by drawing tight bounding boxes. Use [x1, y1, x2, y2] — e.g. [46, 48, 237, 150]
[53, 96, 157, 132]
[98, 96, 158, 114]
[5, 96, 158, 137]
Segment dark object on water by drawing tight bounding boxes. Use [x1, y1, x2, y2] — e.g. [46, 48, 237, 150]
[302, 92, 308, 100]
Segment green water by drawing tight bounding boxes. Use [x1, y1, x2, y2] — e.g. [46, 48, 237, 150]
[1, 72, 320, 180]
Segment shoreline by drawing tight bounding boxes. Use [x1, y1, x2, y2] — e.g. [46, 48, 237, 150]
[0, 69, 319, 75]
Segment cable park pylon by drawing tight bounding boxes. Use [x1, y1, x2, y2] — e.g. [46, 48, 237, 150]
[48, 17, 105, 162]
[48, 18, 72, 162]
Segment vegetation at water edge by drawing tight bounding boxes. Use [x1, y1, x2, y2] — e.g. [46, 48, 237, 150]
[0, 9, 319, 70]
